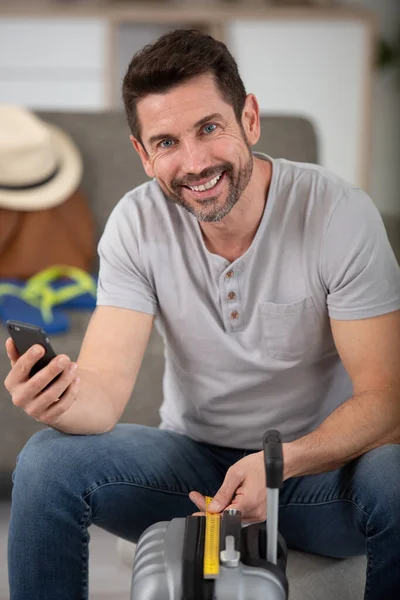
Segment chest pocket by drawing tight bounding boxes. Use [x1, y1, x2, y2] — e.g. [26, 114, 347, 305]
[260, 296, 319, 361]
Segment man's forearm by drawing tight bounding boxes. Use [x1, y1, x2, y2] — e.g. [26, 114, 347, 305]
[50, 367, 117, 435]
[283, 388, 400, 481]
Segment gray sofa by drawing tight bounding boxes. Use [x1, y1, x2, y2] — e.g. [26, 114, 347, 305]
[3, 111, 400, 598]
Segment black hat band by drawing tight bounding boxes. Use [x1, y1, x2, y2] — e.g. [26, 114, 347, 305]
[0, 164, 60, 191]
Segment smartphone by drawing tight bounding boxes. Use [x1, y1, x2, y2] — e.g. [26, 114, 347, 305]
[6, 319, 58, 378]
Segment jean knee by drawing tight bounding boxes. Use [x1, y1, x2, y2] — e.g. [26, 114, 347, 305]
[360, 444, 400, 481]
[12, 428, 77, 493]
[357, 444, 400, 525]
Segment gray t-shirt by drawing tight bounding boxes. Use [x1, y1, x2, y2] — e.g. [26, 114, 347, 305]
[97, 153, 400, 449]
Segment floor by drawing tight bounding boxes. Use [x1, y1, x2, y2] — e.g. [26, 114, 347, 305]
[0, 503, 133, 600]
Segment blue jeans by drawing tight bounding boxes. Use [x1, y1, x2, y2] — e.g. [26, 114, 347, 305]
[8, 424, 400, 599]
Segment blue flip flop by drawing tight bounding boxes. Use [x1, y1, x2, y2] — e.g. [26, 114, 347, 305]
[49, 276, 97, 310]
[0, 266, 97, 311]
[0, 266, 97, 334]
[0, 283, 69, 334]
[24, 266, 97, 311]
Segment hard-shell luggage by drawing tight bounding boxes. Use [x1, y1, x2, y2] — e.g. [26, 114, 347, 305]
[130, 430, 289, 599]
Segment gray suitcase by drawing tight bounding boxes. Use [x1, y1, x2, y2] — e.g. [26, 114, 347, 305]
[130, 430, 289, 599]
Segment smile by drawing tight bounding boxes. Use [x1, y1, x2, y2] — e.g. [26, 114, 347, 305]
[188, 172, 223, 192]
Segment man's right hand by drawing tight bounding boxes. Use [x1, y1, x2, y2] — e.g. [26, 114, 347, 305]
[4, 338, 80, 426]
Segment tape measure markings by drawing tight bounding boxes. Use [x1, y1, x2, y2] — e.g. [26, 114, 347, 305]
[203, 496, 220, 579]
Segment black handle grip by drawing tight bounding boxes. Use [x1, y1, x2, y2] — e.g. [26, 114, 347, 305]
[220, 509, 241, 551]
[263, 430, 283, 489]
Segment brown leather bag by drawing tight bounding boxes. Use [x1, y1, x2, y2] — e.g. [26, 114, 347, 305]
[0, 188, 96, 279]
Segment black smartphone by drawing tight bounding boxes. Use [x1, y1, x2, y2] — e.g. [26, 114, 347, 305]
[6, 319, 58, 378]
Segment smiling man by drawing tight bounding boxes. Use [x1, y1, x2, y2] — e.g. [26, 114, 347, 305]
[129, 76, 270, 264]
[6, 30, 400, 600]
[134, 98, 256, 226]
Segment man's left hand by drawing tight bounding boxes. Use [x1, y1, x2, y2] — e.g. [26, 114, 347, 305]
[189, 451, 268, 523]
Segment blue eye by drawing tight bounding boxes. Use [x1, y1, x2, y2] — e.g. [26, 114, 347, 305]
[203, 123, 217, 134]
[159, 139, 175, 149]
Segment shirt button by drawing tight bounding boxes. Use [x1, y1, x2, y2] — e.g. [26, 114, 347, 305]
[228, 292, 236, 301]
[231, 311, 239, 320]
[225, 270, 234, 279]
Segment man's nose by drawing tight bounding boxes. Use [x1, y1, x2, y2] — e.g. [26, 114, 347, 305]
[179, 139, 210, 176]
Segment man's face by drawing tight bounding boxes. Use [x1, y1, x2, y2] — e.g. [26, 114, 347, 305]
[132, 74, 258, 223]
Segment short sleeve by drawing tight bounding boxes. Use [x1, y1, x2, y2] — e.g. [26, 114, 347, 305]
[320, 188, 400, 320]
[96, 196, 157, 315]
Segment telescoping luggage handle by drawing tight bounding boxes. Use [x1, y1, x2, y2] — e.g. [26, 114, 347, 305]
[219, 429, 284, 569]
[263, 429, 284, 565]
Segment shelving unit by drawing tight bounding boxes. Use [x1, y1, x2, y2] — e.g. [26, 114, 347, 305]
[0, 1, 377, 189]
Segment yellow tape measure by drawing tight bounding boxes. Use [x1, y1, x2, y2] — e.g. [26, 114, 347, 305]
[203, 496, 220, 579]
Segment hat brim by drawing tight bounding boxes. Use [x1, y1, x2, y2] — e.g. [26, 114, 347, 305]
[0, 123, 83, 211]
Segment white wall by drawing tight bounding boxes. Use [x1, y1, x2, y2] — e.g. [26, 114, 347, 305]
[227, 19, 368, 190]
[341, 0, 400, 218]
[0, 18, 107, 109]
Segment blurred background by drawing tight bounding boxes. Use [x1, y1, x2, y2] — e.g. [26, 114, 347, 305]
[0, 1, 399, 598]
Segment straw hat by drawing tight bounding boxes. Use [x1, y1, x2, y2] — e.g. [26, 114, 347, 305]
[0, 105, 83, 211]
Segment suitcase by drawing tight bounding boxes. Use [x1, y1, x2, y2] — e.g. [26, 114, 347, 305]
[130, 430, 289, 599]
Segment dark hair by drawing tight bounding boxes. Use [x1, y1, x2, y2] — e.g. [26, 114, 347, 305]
[122, 29, 247, 146]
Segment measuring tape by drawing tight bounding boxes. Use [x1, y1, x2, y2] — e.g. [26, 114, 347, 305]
[203, 496, 220, 579]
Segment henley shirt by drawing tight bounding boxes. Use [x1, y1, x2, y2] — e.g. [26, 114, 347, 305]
[97, 153, 400, 449]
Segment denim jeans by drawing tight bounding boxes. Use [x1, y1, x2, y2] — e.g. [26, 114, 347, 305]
[8, 424, 400, 599]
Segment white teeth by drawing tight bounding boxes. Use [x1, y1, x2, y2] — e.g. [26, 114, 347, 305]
[189, 172, 222, 192]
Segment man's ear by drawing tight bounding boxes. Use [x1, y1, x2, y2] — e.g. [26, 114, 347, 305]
[130, 135, 154, 178]
[241, 94, 260, 147]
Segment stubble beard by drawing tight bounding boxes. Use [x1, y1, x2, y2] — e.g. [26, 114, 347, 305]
[165, 148, 254, 223]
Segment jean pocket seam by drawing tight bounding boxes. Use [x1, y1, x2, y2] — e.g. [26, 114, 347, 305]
[82, 477, 193, 500]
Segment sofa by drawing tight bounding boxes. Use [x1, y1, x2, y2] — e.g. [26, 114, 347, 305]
[3, 110, 399, 598]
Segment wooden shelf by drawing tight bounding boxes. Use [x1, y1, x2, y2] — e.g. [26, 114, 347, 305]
[0, 1, 376, 26]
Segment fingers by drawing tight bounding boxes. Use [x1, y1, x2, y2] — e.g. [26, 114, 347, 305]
[20, 362, 78, 417]
[189, 487, 264, 524]
[189, 491, 207, 512]
[5, 337, 19, 367]
[4, 344, 45, 391]
[224, 485, 267, 524]
[190, 453, 267, 524]
[4, 347, 79, 425]
[37, 376, 80, 426]
[207, 466, 245, 513]
[26, 356, 75, 403]
[7, 354, 72, 409]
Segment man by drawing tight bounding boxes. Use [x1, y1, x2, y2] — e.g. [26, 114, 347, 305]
[5, 29, 400, 600]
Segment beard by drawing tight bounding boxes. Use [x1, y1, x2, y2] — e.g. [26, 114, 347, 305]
[163, 147, 254, 223]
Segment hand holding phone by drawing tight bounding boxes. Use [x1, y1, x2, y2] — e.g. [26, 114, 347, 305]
[4, 320, 80, 426]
